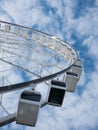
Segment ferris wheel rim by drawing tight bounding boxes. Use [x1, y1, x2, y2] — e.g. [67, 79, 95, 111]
[0, 20, 78, 93]
[0, 21, 80, 128]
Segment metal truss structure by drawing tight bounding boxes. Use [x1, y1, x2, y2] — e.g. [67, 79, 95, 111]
[0, 21, 81, 127]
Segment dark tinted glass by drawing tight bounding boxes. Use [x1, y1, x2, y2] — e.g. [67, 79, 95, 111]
[66, 72, 78, 77]
[48, 88, 65, 106]
[74, 65, 82, 68]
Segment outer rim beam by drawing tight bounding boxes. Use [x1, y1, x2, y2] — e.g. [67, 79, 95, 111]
[0, 21, 78, 127]
[0, 62, 76, 94]
[0, 21, 78, 95]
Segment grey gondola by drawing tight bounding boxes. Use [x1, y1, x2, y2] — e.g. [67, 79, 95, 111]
[5, 25, 10, 32]
[16, 90, 41, 127]
[22, 30, 29, 37]
[71, 65, 82, 79]
[75, 59, 82, 66]
[14, 27, 20, 35]
[47, 80, 66, 107]
[65, 72, 79, 92]
[67, 59, 82, 78]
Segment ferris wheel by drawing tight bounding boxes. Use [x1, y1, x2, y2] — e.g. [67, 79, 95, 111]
[0, 21, 82, 127]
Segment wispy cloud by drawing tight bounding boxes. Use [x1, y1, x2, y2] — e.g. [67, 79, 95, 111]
[0, 0, 98, 130]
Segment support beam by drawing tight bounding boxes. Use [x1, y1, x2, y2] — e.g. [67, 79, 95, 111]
[0, 113, 16, 127]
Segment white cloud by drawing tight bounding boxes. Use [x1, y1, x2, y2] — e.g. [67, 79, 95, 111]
[83, 36, 98, 60]
[0, 0, 98, 130]
[0, 0, 51, 27]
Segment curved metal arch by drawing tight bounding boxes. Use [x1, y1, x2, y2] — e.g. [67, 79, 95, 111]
[0, 21, 78, 127]
[0, 21, 78, 93]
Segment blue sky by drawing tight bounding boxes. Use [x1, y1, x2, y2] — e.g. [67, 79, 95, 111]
[0, 0, 98, 130]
